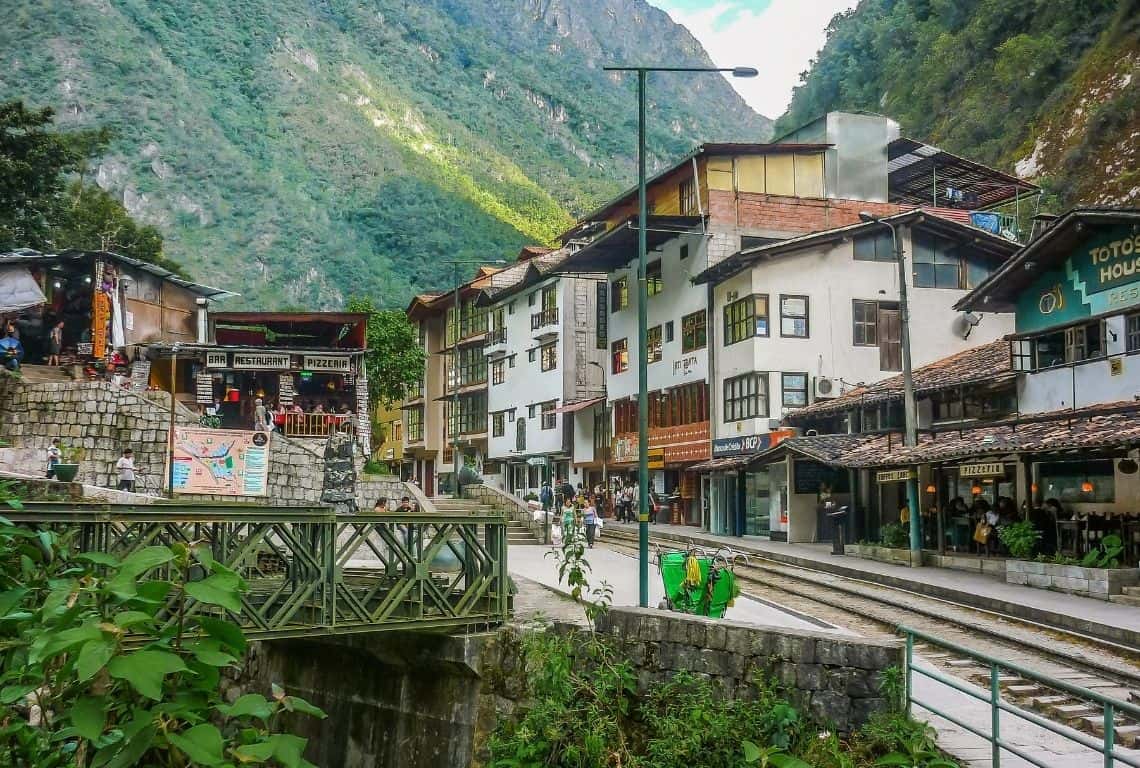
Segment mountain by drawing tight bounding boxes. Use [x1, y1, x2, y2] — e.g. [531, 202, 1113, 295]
[0, 0, 770, 308]
[775, 0, 1139, 211]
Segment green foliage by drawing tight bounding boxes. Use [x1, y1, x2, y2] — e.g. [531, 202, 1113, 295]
[998, 520, 1042, 560]
[346, 296, 427, 407]
[0, 0, 769, 307]
[1081, 533, 1125, 569]
[879, 523, 908, 550]
[0, 512, 326, 767]
[549, 513, 612, 629]
[362, 459, 385, 475]
[1036, 552, 1080, 566]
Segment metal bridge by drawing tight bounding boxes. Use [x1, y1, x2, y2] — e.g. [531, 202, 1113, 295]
[9, 503, 511, 639]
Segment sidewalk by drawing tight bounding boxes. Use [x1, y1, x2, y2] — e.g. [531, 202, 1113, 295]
[604, 521, 1140, 648]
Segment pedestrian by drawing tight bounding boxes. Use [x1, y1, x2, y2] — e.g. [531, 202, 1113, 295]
[253, 398, 270, 432]
[47, 320, 63, 367]
[561, 496, 576, 539]
[116, 448, 136, 492]
[540, 478, 553, 511]
[583, 499, 598, 548]
[45, 438, 61, 479]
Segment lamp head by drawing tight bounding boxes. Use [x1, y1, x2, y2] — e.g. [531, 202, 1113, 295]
[858, 212, 880, 224]
[731, 67, 759, 78]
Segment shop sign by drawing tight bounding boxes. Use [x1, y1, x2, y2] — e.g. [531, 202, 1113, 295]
[611, 435, 635, 463]
[526, 456, 548, 467]
[959, 462, 1005, 478]
[672, 355, 699, 376]
[91, 291, 110, 359]
[205, 351, 229, 369]
[648, 447, 665, 470]
[232, 353, 290, 370]
[194, 372, 214, 404]
[303, 355, 351, 373]
[711, 429, 795, 458]
[876, 469, 914, 483]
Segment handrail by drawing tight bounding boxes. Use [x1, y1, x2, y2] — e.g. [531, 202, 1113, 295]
[900, 624, 1140, 767]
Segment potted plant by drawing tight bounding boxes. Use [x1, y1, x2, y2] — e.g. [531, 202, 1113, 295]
[997, 520, 1041, 560]
[52, 445, 85, 483]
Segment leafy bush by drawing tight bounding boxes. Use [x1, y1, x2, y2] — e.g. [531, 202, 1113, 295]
[879, 523, 909, 549]
[997, 520, 1042, 560]
[0, 512, 325, 766]
[362, 459, 386, 475]
[1082, 533, 1125, 569]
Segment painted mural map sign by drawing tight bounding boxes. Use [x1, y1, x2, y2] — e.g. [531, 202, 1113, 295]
[172, 427, 270, 496]
[1018, 226, 1140, 333]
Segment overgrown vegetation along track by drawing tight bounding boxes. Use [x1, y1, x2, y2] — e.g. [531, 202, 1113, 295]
[602, 528, 1140, 748]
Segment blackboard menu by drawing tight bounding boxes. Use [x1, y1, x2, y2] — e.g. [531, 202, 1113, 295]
[278, 373, 295, 406]
[195, 372, 214, 404]
[130, 360, 152, 392]
[794, 459, 849, 495]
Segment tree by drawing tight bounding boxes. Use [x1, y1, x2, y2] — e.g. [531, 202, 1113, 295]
[346, 296, 427, 407]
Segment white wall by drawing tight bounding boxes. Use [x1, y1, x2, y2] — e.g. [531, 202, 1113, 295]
[1018, 315, 1139, 413]
[712, 228, 1015, 439]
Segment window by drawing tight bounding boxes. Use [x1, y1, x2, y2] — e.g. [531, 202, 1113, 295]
[405, 407, 424, 442]
[647, 325, 663, 363]
[508, 354, 516, 368]
[508, 301, 515, 315]
[1031, 321, 1105, 369]
[646, 260, 663, 296]
[680, 243, 690, 260]
[507, 408, 516, 422]
[647, 381, 708, 428]
[528, 291, 536, 307]
[664, 320, 674, 343]
[614, 399, 638, 434]
[679, 178, 697, 215]
[724, 294, 768, 344]
[853, 231, 894, 262]
[540, 400, 557, 430]
[682, 310, 707, 352]
[528, 348, 536, 362]
[611, 277, 629, 311]
[779, 295, 809, 338]
[492, 411, 505, 437]
[612, 338, 629, 373]
[491, 359, 505, 385]
[528, 404, 537, 418]
[724, 373, 768, 422]
[782, 373, 808, 408]
[852, 300, 878, 346]
[540, 342, 557, 371]
[1040, 460, 1115, 503]
[391, 420, 402, 443]
[445, 393, 487, 436]
[912, 232, 962, 289]
[1129, 314, 1140, 352]
[457, 346, 486, 385]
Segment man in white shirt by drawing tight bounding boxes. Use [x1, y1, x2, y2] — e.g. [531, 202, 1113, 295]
[116, 448, 136, 492]
[46, 438, 61, 479]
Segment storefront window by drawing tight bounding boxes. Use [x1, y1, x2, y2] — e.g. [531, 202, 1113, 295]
[1039, 460, 1115, 503]
[745, 468, 771, 536]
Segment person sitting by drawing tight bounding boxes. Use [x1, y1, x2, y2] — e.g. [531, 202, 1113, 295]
[372, 497, 388, 513]
[313, 403, 326, 414]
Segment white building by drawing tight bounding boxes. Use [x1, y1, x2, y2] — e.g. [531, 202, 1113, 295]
[695, 210, 1020, 537]
[477, 249, 606, 496]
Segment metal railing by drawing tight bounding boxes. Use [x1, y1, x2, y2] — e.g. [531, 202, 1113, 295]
[9, 502, 510, 639]
[902, 625, 1140, 767]
[530, 306, 558, 330]
[279, 412, 356, 439]
[486, 327, 507, 346]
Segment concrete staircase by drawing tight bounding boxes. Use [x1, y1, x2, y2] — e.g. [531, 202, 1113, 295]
[430, 496, 541, 545]
[1109, 585, 1140, 607]
[15, 364, 73, 384]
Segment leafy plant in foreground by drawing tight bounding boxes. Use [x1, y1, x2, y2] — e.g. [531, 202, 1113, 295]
[0, 515, 325, 767]
[997, 520, 1041, 560]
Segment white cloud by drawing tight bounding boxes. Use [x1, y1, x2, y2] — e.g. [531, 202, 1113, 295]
[655, 0, 858, 119]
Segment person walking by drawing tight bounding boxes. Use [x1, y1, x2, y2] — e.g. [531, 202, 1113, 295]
[540, 478, 553, 512]
[116, 448, 136, 492]
[47, 321, 63, 367]
[561, 496, 576, 541]
[45, 438, 61, 479]
[583, 499, 598, 548]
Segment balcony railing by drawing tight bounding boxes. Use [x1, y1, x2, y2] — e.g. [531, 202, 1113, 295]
[531, 307, 558, 331]
[486, 327, 507, 346]
[275, 412, 356, 439]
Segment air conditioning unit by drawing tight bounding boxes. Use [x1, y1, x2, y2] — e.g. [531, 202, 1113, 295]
[814, 376, 838, 400]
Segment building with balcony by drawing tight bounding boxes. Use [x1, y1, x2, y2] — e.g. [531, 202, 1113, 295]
[477, 247, 606, 495]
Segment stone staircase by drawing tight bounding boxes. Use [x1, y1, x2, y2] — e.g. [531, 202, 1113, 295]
[15, 364, 74, 385]
[1109, 585, 1140, 607]
[430, 496, 541, 545]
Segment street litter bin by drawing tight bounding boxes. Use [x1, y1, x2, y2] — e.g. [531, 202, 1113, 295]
[828, 505, 849, 555]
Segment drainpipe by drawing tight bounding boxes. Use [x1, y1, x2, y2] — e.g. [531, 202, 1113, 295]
[706, 279, 716, 533]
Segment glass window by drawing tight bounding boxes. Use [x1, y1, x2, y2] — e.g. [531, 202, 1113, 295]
[612, 338, 628, 374]
[1032, 321, 1105, 369]
[491, 359, 505, 385]
[725, 294, 768, 344]
[912, 231, 963, 289]
[611, 277, 629, 311]
[508, 354, 516, 368]
[853, 231, 894, 262]
[782, 373, 808, 407]
[679, 179, 697, 215]
[680, 243, 690, 260]
[723, 373, 769, 422]
[682, 310, 707, 352]
[540, 342, 557, 371]
[1039, 460, 1115, 503]
[492, 412, 505, 437]
[646, 260, 663, 296]
[458, 346, 486, 386]
[405, 407, 424, 442]
[780, 295, 809, 338]
[853, 300, 878, 346]
[665, 320, 674, 343]
[647, 325, 663, 363]
[541, 400, 557, 430]
[1129, 314, 1140, 352]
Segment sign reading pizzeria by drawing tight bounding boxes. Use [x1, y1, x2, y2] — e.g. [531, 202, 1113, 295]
[958, 462, 1005, 478]
[303, 355, 351, 373]
[232, 353, 290, 370]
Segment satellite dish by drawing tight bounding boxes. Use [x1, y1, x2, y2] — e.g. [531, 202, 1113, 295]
[951, 312, 982, 340]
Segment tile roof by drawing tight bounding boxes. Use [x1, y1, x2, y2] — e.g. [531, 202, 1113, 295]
[786, 340, 1013, 422]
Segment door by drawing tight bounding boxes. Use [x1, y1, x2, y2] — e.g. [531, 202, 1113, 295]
[425, 460, 435, 497]
[878, 307, 901, 372]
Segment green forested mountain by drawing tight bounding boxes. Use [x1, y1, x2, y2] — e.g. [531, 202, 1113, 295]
[0, 0, 769, 307]
[777, 0, 1139, 210]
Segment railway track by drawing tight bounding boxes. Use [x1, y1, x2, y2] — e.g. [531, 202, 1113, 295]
[601, 527, 1140, 749]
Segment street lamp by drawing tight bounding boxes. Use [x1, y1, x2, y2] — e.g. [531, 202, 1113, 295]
[166, 342, 181, 499]
[858, 212, 921, 566]
[586, 360, 610, 491]
[444, 259, 506, 498]
[604, 64, 758, 607]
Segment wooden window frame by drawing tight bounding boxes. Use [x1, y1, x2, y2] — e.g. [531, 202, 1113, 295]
[611, 338, 629, 374]
[646, 260, 663, 297]
[540, 342, 557, 371]
[646, 325, 663, 364]
[682, 310, 707, 352]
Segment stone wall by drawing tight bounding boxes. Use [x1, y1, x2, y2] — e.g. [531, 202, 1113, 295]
[590, 607, 904, 733]
[0, 378, 327, 506]
[1006, 560, 1140, 600]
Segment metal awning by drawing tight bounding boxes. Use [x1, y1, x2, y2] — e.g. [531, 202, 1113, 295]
[551, 396, 605, 414]
[556, 216, 706, 274]
[888, 137, 1037, 208]
[0, 267, 47, 313]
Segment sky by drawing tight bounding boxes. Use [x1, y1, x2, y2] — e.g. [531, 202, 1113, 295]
[653, 0, 859, 119]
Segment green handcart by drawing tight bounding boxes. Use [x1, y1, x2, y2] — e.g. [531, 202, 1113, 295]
[655, 545, 748, 619]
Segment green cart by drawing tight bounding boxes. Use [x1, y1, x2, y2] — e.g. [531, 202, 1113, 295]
[656, 546, 748, 619]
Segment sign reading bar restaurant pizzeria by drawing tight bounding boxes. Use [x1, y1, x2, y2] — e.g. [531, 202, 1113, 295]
[232, 353, 290, 370]
[876, 469, 915, 483]
[959, 462, 1005, 478]
[303, 355, 351, 372]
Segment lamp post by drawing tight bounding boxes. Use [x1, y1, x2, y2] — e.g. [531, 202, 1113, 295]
[444, 259, 506, 498]
[604, 64, 758, 607]
[166, 343, 181, 499]
[858, 212, 922, 566]
[586, 359, 610, 494]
